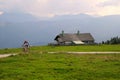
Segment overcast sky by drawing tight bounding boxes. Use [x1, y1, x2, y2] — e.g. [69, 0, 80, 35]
[0, 0, 120, 18]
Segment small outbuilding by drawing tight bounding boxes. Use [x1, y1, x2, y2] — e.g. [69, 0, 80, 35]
[54, 31, 95, 45]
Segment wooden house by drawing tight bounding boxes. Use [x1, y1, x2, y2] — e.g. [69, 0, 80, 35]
[54, 31, 95, 45]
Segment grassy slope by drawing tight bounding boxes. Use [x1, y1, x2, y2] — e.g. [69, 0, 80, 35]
[0, 45, 120, 80]
[0, 53, 120, 80]
[31, 45, 120, 52]
[0, 45, 120, 54]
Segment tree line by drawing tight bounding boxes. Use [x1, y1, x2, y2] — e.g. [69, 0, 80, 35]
[102, 36, 120, 44]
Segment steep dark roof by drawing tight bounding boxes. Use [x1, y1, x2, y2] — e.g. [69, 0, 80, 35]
[77, 33, 94, 41]
[54, 33, 94, 42]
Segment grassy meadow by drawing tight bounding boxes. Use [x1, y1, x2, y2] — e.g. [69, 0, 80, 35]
[0, 53, 120, 80]
[31, 45, 120, 52]
[0, 44, 120, 54]
[0, 45, 120, 80]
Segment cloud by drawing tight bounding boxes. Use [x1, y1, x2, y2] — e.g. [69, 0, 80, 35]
[99, 0, 120, 7]
[97, 0, 120, 16]
[0, 0, 120, 17]
[0, 11, 3, 15]
[21, 0, 98, 17]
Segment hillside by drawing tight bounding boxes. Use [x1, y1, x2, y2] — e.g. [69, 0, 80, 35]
[0, 45, 120, 54]
[0, 49, 120, 80]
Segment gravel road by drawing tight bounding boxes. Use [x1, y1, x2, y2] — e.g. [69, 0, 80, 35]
[0, 54, 17, 58]
[0, 52, 120, 58]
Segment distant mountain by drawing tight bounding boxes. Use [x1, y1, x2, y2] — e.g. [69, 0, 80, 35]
[0, 13, 120, 48]
[0, 12, 40, 23]
[51, 13, 93, 21]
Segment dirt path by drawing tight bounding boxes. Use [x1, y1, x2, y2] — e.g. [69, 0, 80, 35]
[0, 52, 120, 58]
[67, 52, 120, 54]
[48, 52, 120, 54]
[0, 54, 17, 58]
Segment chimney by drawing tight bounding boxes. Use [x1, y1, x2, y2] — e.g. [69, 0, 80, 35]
[77, 30, 80, 35]
[62, 30, 64, 36]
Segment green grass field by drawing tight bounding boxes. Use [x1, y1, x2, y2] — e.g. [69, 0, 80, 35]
[0, 53, 120, 80]
[0, 45, 120, 80]
[31, 45, 120, 52]
[0, 45, 120, 54]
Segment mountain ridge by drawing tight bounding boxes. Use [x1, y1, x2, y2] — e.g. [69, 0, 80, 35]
[0, 13, 120, 48]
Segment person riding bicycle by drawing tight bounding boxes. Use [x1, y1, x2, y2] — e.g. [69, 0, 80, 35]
[22, 41, 30, 52]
